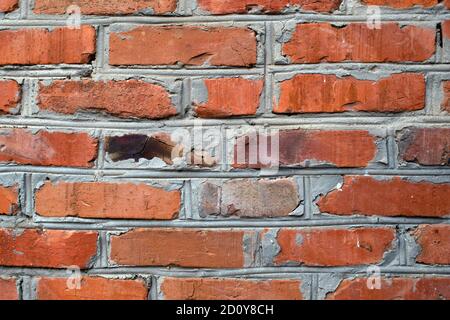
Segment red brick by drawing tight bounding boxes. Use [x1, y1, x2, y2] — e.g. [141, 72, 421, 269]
[443, 81, 450, 112]
[274, 73, 425, 114]
[328, 277, 450, 300]
[198, 178, 300, 218]
[0, 80, 20, 114]
[197, 0, 341, 14]
[110, 229, 248, 268]
[0, 26, 96, 65]
[413, 225, 450, 265]
[0, 278, 18, 300]
[0, 185, 18, 215]
[446, 0, 450, 8]
[317, 176, 450, 217]
[283, 23, 435, 63]
[193, 78, 263, 118]
[362, 0, 437, 8]
[443, 20, 450, 39]
[399, 128, 450, 166]
[234, 130, 377, 168]
[38, 80, 177, 119]
[161, 278, 303, 300]
[36, 277, 148, 300]
[34, 0, 176, 15]
[35, 181, 181, 220]
[0, 228, 98, 268]
[109, 26, 257, 67]
[275, 228, 395, 266]
[0, 129, 98, 167]
[0, 0, 18, 12]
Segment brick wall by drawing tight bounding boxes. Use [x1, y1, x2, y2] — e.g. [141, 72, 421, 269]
[0, 0, 449, 300]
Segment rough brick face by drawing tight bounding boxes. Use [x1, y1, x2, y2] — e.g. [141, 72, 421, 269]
[0, 129, 98, 167]
[317, 176, 450, 217]
[413, 225, 450, 265]
[161, 278, 303, 300]
[110, 229, 248, 268]
[34, 0, 177, 15]
[0, 0, 18, 12]
[198, 178, 300, 218]
[328, 278, 450, 300]
[398, 128, 450, 166]
[235, 130, 377, 168]
[38, 80, 177, 119]
[0, 278, 18, 300]
[283, 23, 435, 63]
[0, 80, 21, 114]
[109, 26, 257, 67]
[0, 229, 97, 268]
[443, 81, 450, 111]
[36, 277, 149, 300]
[0, 185, 19, 215]
[0, 26, 96, 65]
[362, 0, 437, 7]
[35, 181, 180, 220]
[274, 228, 395, 266]
[274, 73, 426, 114]
[197, 0, 341, 14]
[193, 78, 264, 118]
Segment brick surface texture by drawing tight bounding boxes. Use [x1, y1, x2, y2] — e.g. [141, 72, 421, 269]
[0, 0, 448, 301]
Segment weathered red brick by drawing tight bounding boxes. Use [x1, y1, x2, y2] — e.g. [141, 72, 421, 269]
[161, 278, 303, 300]
[443, 20, 450, 39]
[0, 80, 20, 114]
[36, 277, 149, 300]
[283, 23, 435, 63]
[0, 228, 98, 268]
[0, 185, 18, 215]
[34, 0, 176, 15]
[399, 128, 450, 166]
[110, 26, 257, 67]
[110, 229, 248, 268]
[443, 81, 450, 111]
[413, 225, 450, 265]
[275, 228, 395, 266]
[328, 277, 450, 300]
[0, 0, 18, 12]
[0, 278, 18, 300]
[105, 133, 217, 167]
[317, 176, 450, 217]
[0, 26, 96, 65]
[38, 80, 177, 119]
[193, 78, 263, 118]
[234, 130, 378, 168]
[362, 0, 437, 8]
[274, 73, 425, 113]
[197, 0, 341, 14]
[0, 129, 98, 167]
[35, 181, 180, 220]
[198, 178, 300, 218]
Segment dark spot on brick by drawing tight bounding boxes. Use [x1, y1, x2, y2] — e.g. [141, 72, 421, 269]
[106, 134, 176, 164]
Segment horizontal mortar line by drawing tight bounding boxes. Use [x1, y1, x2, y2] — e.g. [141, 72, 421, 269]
[99, 68, 266, 76]
[269, 64, 450, 72]
[0, 116, 450, 129]
[15, 218, 449, 231]
[1, 13, 450, 26]
[0, 68, 93, 77]
[0, 167, 450, 177]
[0, 266, 449, 277]
[1, 64, 449, 77]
